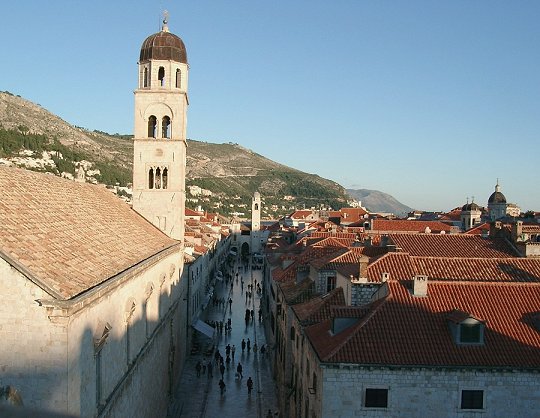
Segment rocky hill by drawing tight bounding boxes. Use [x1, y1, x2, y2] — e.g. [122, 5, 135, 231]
[0, 91, 412, 217]
[346, 188, 413, 215]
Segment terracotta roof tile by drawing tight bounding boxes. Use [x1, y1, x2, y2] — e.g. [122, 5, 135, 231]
[389, 234, 518, 258]
[314, 281, 540, 368]
[372, 219, 452, 233]
[0, 166, 179, 300]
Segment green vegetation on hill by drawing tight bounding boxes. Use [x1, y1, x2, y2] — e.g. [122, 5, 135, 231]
[0, 126, 131, 186]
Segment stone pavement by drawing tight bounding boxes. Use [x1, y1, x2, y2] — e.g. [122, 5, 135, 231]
[169, 256, 279, 418]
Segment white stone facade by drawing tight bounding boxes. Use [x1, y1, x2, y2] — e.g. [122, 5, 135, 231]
[315, 366, 540, 418]
[0, 248, 187, 417]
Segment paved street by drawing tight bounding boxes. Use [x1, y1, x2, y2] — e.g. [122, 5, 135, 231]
[169, 255, 278, 418]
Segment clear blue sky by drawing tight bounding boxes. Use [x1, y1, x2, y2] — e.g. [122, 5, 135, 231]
[2, 1, 539, 212]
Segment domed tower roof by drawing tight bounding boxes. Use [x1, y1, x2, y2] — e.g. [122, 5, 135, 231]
[139, 16, 187, 64]
[488, 182, 506, 204]
[462, 202, 480, 211]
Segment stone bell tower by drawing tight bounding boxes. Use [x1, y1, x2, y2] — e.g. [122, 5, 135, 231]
[251, 192, 262, 253]
[132, 13, 188, 241]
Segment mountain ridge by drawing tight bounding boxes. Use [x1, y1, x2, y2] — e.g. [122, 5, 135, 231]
[0, 91, 413, 216]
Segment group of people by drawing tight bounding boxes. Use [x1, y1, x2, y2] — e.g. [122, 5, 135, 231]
[193, 254, 273, 406]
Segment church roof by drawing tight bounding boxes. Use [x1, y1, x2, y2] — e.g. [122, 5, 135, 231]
[488, 191, 507, 204]
[140, 29, 187, 64]
[0, 166, 180, 300]
[488, 183, 507, 204]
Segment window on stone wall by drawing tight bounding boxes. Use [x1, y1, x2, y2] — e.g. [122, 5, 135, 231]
[148, 115, 157, 138]
[158, 66, 165, 86]
[148, 168, 154, 189]
[143, 67, 148, 88]
[461, 390, 484, 410]
[162, 116, 171, 138]
[176, 69, 181, 88]
[162, 168, 168, 189]
[326, 276, 336, 293]
[365, 388, 388, 408]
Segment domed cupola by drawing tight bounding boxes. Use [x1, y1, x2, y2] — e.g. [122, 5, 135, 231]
[462, 202, 481, 211]
[139, 16, 187, 64]
[488, 182, 507, 204]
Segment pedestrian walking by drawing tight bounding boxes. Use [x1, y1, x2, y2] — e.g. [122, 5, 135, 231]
[253, 343, 258, 353]
[266, 409, 273, 418]
[202, 360, 207, 375]
[259, 307, 263, 322]
[220, 363, 225, 378]
[228, 297, 232, 308]
[207, 360, 213, 377]
[247, 377, 253, 395]
[241, 339, 246, 352]
[260, 344, 266, 356]
[226, 355, 231, 368]
[250, 309, 254, 320]
[226, 344, 231, 357]
[196, 360, 201, 377]
[236, 362, 243, 379]
[232, 345, 236, 361]
[247, 338, 251, 352]
[219, 378, 226, 396]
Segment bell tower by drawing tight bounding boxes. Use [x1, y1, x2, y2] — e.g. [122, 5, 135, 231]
[251, 192, 262, 253]
[132, 13, 188, 241]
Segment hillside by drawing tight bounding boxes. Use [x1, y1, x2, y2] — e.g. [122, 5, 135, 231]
[346, 188, 413, 215]
[0, 91, 415, 218]
[0, 91, 349, 217]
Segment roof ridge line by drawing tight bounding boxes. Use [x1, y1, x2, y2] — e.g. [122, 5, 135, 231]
[323, 294, 390, 361]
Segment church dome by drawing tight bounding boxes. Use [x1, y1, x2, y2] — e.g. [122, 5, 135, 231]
[488, 183, 506, 204]
[462, 202, 480, 211]
[140, 30, 187, 64]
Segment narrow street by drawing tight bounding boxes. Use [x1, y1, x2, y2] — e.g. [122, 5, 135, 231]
[169, 254, 278, 417]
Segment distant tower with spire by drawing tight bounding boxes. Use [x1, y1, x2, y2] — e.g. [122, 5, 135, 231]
[251, 192, 262, 253]
[132, 12, 188, 240]
[488, 180, 507, 221]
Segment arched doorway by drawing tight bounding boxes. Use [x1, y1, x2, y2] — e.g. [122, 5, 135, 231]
[241, 242, 250, 262]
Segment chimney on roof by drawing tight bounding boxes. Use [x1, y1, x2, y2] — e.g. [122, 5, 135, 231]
[511, 221, 523, 242]
[412, 275, 428, 297]
[358, 255, 369, 282]
[381, 272, 389, 282]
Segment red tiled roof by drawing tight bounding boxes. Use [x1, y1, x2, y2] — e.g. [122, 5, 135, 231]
[413, 257, 540, 282]
[367, 252, 417, 282]
[310, 232, 357, 240]
[372, 219, 452, 233]
[185, 208, 202, 216]
[312, 237, 353, 248]
[465, 222, 490, 235]
[307, 280, 540, 368]
[0, 166, 179, 300]
[292, 287, 345, 324]
[389, 234, 518, 258]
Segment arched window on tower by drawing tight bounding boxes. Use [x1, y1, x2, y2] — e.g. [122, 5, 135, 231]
[158, 67, 165, 87]
[155, 167, 162, 189]
[255, 203, 259, 211]
[162, 168, 168, 189]
[176, 69, 181, 88]
[162, 116, 171, 138]
[143, 67, 148, 88]
[148, 116, 157, 138]
[148, 168, 154, 189]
